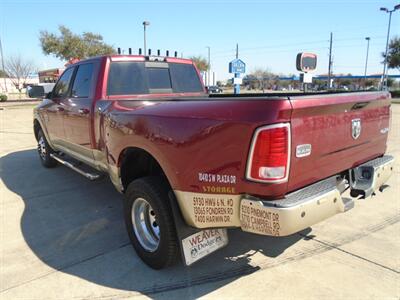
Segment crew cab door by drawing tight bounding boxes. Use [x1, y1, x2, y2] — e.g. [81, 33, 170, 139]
[45, 67, 75, 147]
[61, 62, 96, 162]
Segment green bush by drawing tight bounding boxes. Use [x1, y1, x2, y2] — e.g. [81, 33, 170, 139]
[390, 90, 400, 98]
[0, 94, 7, 102]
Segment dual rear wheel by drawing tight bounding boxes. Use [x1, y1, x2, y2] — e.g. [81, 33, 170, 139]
[124, 177, 179, 269]
[36, 128, 179, 269]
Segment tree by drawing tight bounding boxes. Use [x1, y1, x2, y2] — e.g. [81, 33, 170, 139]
[245, 68, 278, 91]
[189, 56, 209, 72]
[5, 55, 36, 92]
[39, 25, 115, 61]
[383, 36, 400, 71]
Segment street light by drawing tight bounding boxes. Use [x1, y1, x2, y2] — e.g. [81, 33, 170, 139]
[380, 4, 400, 89]
[142, 21, 150, 55]
[364, 37, 370, 87]
[206, 46, 211, 87]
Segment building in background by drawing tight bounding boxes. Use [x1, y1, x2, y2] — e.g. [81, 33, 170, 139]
[38, 68, 64, 83]
[0, 77, 39, 94]
[201, 71, 217, 87]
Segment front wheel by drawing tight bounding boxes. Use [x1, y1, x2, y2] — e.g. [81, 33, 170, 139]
[37, 129, 57, 168]
[124, 176, 179, 269]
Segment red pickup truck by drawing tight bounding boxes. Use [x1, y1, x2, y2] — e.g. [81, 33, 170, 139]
[33, 54, 394, 269]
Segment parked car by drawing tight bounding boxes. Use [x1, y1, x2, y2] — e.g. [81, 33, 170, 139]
[33, 54, 394, 269]
[206, 85, 223, 93]
[27, 83, 56, 98]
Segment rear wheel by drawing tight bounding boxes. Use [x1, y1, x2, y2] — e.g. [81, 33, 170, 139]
[124, 176, 179, 269]
[37, 129, 57, 168]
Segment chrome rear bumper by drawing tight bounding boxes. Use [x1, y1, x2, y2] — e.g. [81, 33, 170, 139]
[240, 155, 394, 237]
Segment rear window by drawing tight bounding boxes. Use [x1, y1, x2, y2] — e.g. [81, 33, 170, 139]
[107, 62, 203, 96]
[107, 62, 147, 95]
[169, 63, 204, 93]
[147, 68, 172, 90]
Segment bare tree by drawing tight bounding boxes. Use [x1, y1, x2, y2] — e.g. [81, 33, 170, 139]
[5, 55, 36, 92]
[249, 68, 277, 91]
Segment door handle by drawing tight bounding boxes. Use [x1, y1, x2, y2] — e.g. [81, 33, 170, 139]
[78, 108, 90, 115]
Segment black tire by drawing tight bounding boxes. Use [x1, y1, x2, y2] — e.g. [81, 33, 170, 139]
[37, 129, 57, 168]
[124, 176, 179, 269]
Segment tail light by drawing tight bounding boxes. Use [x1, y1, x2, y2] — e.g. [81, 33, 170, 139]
[246, 123, 291, 183]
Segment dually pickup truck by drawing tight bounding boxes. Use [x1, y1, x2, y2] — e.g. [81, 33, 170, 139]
[33, 54, 394, 269]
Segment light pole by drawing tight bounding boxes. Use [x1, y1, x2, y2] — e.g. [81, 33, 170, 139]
[0, 36, 7, 93]
[364, 37, 370, 87]
[380, 5, 400, 89]
[206, 46, 210, 87]
[142, 21, 150, 55]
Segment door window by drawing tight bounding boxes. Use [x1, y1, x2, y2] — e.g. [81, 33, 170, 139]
[53, 67, 74, 98]
[72, 63, 94, 98]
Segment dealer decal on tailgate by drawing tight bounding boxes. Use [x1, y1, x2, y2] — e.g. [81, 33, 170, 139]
[182, 229, 229, 265]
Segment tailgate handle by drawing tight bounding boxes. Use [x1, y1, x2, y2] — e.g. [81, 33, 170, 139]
[352, 102, 369, 110]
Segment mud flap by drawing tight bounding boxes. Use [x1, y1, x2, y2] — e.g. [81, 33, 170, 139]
[168, 191, 229, 266]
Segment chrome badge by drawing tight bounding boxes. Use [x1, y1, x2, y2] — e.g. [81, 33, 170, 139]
[296, 144, 312, 157]
[351, 119, 361, 140]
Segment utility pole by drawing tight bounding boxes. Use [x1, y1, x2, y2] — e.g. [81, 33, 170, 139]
[0, 36, 7, 93]
[364, 37, 371, 87]
[142, 21, 150, 55]
[236, 43, 239, 59]
[380, 5, 400, 90]
[229, 43, 245, 95]
[327, 32, 333, 89]
[206, 46, 211, 87]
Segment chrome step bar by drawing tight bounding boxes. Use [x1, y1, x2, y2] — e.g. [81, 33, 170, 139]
[50, 153, 101, 181]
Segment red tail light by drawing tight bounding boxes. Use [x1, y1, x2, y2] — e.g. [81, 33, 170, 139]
[246, 123, 291, 183]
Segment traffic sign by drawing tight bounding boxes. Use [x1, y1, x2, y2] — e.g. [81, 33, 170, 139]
[229, 59, 246, 74]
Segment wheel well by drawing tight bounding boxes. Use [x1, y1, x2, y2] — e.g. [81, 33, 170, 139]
[120, 148, 168, 191]
[33, 119, 41, 141]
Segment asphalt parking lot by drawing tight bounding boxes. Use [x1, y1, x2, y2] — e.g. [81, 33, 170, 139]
[0, 104, 399, 299]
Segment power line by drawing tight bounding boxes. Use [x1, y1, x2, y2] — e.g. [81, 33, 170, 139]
[212, 40, 329, 54]
[210, 35, 387, 57]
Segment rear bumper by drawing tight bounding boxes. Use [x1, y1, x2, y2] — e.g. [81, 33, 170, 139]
[174, 155, 394, 236]
[240, 155, 394, 237]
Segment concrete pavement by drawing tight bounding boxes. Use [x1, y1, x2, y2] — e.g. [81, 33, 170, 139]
[0, 105, 399, 299]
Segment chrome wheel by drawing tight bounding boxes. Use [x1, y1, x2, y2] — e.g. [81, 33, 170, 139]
[131, 197, 160, 252]
[38, 136, 47, 160]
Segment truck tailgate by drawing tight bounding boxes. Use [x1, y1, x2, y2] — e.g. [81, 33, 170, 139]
[287, 92, 391, 192]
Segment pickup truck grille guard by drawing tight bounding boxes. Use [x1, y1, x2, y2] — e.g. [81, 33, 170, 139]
[174, 155, 394, 238]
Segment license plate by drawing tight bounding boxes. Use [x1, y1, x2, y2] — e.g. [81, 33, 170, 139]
[181, 228, 228, 266]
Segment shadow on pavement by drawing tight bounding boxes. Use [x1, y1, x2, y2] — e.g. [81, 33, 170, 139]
[1, 149, 309, 298]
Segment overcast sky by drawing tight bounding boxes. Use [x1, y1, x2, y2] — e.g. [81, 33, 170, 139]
[1, 0, 399, 80]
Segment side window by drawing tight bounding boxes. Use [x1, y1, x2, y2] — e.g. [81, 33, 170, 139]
[53, 68, 74, 98]
[72, 63, 94, 98]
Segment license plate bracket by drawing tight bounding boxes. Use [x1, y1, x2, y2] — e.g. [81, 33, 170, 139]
[181, 229, 229, 266]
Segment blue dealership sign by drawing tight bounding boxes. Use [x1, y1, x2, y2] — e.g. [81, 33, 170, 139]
[229, 59, 246, 74]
